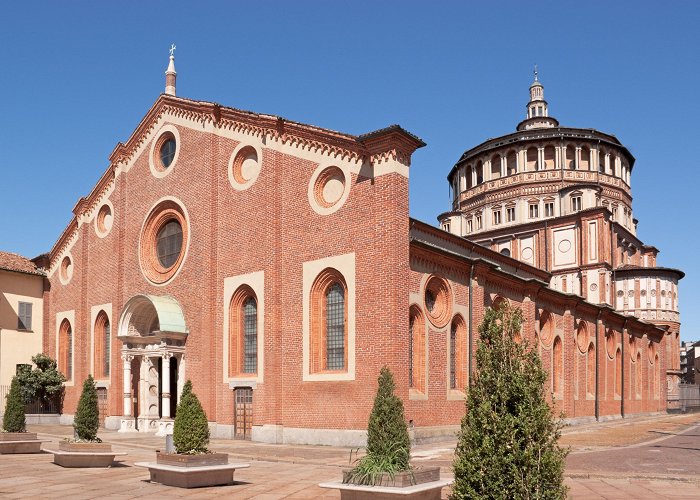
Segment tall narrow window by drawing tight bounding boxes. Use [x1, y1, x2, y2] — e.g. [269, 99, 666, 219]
[506, 207, 515, 222]
[450, 322, 457, 389]
[492, 210, 501, 225]
[466, 219, 473, 233]
[587, 343, 595, 397]
[326, 283, 345, 370]
[59, 319, 73, 381]
[450, 315, 467, 391]
[229, 286, 259, 377]
[310, 269, 348, 374]
[615, 348, 622, 397]
[104, 318, 110, 377]
[636, 352, 642, 397]
[571, 196, 582, 212]
[553, 337, 563, 396]
[476, 214, 482, 230]
[544, 202, 554, 217]
[243, 298, 257, 373]
[94, 312, 111, 379]
[409, 306, 425, 393]
[529, 203, 539, 219]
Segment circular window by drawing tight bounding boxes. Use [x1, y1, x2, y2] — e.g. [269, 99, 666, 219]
[641, 290, 647, 297]
[308, 163, 351, 215]
[149, 125, 181, 178]
[228, 144, 262, 190]
[500, 248, 511, 257]
[139, 199, 189, 285]
[160, 137, 176, 169]
[59, 255, 73, 284]
[95, 203, 113, 237]
[423, 275, 452, 328]
[314, 166, 345, 208]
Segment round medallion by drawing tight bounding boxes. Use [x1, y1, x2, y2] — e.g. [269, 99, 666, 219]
[228, 143, 262, 190]
[558, 239, 572, 253]
[521, 247, 533, 261]
[423, 275, 452, 328]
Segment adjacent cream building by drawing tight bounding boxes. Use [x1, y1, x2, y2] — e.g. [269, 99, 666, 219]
[0, 252, 45, 412]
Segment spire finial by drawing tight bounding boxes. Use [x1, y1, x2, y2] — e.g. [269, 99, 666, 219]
[533, 64, 538, 82]
[165, 44, 177, 96]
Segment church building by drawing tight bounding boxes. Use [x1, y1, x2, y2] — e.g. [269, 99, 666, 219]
[40, 54, 681, 445]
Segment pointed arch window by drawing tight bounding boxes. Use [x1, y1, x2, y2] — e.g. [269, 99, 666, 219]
[553, 336, 563, 397]
[409, 305, 425, 393]
[450, 315, 467, 392]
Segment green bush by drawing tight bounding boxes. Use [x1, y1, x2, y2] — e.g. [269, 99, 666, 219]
[3, 376, 26, 433]
[73, 375, 100, 441]
[16, 353, 65, 410]
[172, 380, 209, 454]
[451, 303, 568, 500]
[344, 366, 411, 485]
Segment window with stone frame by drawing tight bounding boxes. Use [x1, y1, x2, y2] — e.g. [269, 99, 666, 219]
[544, 201, 554, 217]
[529, 202, 539, 219]
[475, 214, 482, 230]
[94, 311, 111, 379]
[59, 319, 73, 381]
[409, 305, 425, 393]
[506, 206, 516, 222]
[571, 195, 582, 212]
[466, 219, 473, 233]
[492, 209, 502, 225]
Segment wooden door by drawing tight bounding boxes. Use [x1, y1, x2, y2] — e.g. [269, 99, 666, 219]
[233, 387, 253, 440]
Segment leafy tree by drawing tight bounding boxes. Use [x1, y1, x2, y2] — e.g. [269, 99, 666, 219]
[16, 354, 66, 411]
[172, 380, 209, 454]
[3, 376, 26, 433]
[451, 303, 568, 499]
[73, 375, 100, 441]
[344, 366, 411, 485]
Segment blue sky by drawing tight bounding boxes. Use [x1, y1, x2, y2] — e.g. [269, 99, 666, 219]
[0, 2, 698, 340]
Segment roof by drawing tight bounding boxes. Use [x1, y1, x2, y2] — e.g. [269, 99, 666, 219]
[0, 251, 44, 276]
[615, 265, 685, 280]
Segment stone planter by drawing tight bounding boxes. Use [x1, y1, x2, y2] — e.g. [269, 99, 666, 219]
[136, 453, 250, 488]
[43, 441, 126, 467]
[0, 432, 43, 454]
[321, 466, 451, 500]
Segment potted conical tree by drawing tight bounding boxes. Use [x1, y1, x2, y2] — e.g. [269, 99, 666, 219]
[0, 376, 43, 453]
[45, 375, 126, 467]
[136, 380, 249, 488]
[321, 367, 451, 498]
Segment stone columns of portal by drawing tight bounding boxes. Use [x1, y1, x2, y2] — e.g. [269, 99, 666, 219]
[122, 354, 133, 417]
[161, 353, 172, 419]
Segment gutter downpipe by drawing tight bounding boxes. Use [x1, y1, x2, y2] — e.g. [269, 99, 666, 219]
[468, 264, 475, 385]
[595, 310, 602, 421]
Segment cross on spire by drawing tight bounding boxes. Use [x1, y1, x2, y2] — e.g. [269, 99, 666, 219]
[533, 64, 538, 82]
[169, 44, 176, 57]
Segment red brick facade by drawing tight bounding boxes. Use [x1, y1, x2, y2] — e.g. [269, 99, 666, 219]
[42, 92, 670, 444]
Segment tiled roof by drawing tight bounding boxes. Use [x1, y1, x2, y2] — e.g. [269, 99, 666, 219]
[0, 251, 43, 276]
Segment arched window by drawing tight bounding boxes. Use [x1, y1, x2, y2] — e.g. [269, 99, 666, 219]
[506, 150, 517, 176]
[580, 146, 591, 170]
[544, 146, 556, 170]
[94, 312, 110, 379]
[409, 305, 425, 393]
[310, 269, 347, 373]
[229, 286, 258, 376]
[654, 354, 660, 399]
[59, 319, 73, 381]
[553, 336, 563, 396]
[615, 348, 622, 397]
[450, 315, 467, 391]
[587, 342, 595, 397]
[526, 147, 538, 171]
[636, 352, 642, 398]
[566, 146, 576, 169]
[476, 161, 484, 185]
[490, 154, 501, 179]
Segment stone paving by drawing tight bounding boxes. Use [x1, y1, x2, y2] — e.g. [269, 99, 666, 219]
[0, 413, 697, 499]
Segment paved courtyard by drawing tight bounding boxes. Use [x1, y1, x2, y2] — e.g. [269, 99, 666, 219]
[0, 413, 698, 499]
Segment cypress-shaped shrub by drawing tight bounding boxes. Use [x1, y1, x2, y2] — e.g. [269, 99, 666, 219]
[344, 366, 411, 485]
[73, 375, 100, 441]
[172, 380, 209, 454]
[451, 303, 568, 499]
[3, 376, 26, 433]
